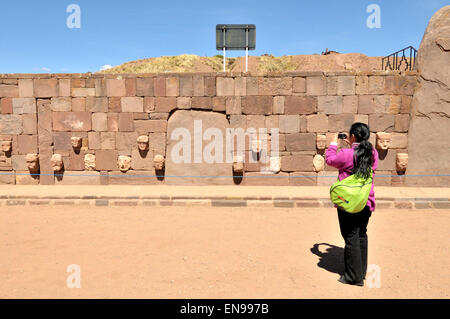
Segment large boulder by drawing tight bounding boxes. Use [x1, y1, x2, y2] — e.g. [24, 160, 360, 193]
[406, 6, 450, 186]
[165, 110, 233, 185]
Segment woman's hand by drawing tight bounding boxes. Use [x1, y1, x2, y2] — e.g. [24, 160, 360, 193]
[330, 133, 338, 144]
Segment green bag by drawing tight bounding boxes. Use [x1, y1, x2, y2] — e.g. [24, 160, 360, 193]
[329, 169, 373, 213]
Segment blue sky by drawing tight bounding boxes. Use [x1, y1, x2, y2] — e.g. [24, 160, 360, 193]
[0, 0, 447, 73]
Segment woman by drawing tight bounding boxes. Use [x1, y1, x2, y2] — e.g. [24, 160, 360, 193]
[325, 123, 379, 287]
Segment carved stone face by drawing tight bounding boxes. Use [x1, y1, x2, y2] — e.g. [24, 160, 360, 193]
[376, 132, 391, 150]
[313, 154, 325, 172]
[1, 141, 12, 152]
[26, 153, 39, 172]
[396, 153, 408, 172]
[137, 135, 149, 151]
[316, 134, 327, 150]
[71, 137, 82, 149]
[251, 139, 262, 153]
[118, 155, 131, 172]
[153, 154, 165, 170]
[51, 154, 63, 172]
[232, 155, 244, 172]
[84, 154, 96, 171]
[269, 157, 281, 173]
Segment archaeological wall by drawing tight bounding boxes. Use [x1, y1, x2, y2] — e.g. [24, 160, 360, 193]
[0, 71, 419, 186]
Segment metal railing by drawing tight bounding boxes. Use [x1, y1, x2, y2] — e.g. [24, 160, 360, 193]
[382, 46, 417, 71]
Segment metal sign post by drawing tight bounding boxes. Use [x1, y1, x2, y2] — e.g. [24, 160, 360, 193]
[216, 24, 255, 73]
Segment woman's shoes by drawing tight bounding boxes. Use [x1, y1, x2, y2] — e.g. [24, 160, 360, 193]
[338, 275, 364, 287]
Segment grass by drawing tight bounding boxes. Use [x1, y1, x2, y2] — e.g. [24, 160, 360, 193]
[257, 55, 298, 74]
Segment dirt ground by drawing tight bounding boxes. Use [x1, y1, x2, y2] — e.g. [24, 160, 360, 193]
[0, 206, 448, 299]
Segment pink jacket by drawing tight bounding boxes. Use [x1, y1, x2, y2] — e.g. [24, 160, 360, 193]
[325, 143, 379, 212]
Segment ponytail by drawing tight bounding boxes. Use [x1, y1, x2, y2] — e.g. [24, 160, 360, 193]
[349, 123, 373, 179]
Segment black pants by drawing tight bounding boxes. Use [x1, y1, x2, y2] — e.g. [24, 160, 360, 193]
[337, 205, 372, 283]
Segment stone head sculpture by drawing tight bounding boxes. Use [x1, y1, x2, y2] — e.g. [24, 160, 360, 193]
[1, 141, 12, 153]
[118, 155, 131, 172]
[316, 134, 327, 150]
[376, 132, 391, 150]
[396, 153, 408, 172]
[269, 156, 281, 173]
[71, 137, 82, 150]
[51, 154, 64, 172]
[84, 154, 96, 171]
[153, 154, 165, 171]
[26, 153, 39, 173]
[137, 135, 149, 152]
[232, 154, 244, 173]
[313, 154, 325, 172]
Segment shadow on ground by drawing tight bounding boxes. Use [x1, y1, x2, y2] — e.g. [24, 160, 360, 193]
[310, 243, 344, 275]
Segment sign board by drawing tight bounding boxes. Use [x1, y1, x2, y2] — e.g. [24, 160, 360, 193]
[216, 24, 256, 50]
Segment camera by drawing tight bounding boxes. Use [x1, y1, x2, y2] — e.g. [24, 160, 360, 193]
[338, 133, 347, 139]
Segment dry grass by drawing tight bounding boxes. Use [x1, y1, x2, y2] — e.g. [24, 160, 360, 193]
[257, 55, 298, 74]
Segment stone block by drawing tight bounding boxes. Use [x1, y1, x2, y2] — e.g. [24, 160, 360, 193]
[191, 97, 212, 110]
[212, 97, 226, 112]
[306, 76, 326, 95]
[134, 120, 167, 134]
[246, 77, 258, 95]
[285, 96, 317, 114]
[328, 114, 355, 132]
[226, 97, 242, 114]
[108, 170, 163, 185]
[1, 98, 13, 114]
[326, 76, 338, 95]
[101, 132, 116, 149]
[390, 133, 408, 149]
[243, 172, 289, 186]
[0, 172, 14, 184]
[131, 148, 154, 170]
[71, 88, 95, 97]
[53, 132, 72, 151]
[34, 79, 58, 97]
[155, 97, 176, 112]
[377, 149, 396, 171]
[368, 114, 395, 132]
[106, 79, 126, 97]
[373, 170, 392, 186]
[0, 85, 18, 98]
[306, 114, 328, 132]
[258, 77, 292, 95]
[234, 77, 246, 96]
[72, 97, 85, 111]
[149, 132, 166, 156]
[265, 115, 279, 131]
[107, 113, 119, 131]
[317, 96, 342, 114]
[354, 114, 369, 125]
[121, 97, 143, 112]
[116, 132, 138, 152]
[17, 135, 38, 154]
[22, 113, 37, 134]
[355, 76, 369, 95]
[149, 112, 169, 120]
[154, 77, 166, 96]
[92, 113, 108, 131]
[0, 114, 23, 134]
[400, 96, 412, 114]
[368, 76, 385, 94]
[86, 97, 108, 112]
[285, 133, 316, 151]
[216, 77, 234, 96]
[88, 132, 101, 150]
[125, 78, 136, 96]
[193, 76, 205, 96]
[12, 98, 36, 114]
[179, 76, 193, 96]
[229, 114, 247, 129]
[143, 97, 155, 112]
[49, 97, 71, 112]
[166, 77, 179, 96]
[246, 115, 265, 131]
[15, 171, 40, 185]
[289, 172, 317, 186]
[337, 76, 355, 95]
[204, 76, 216, 96]
[36, 99, 54, 185]
[281, 155, 314, 172]
[136, 78, 154, 96]
[118, 113, 134, 132]
[395, 114, 409, 132]
[358, 95, 388, 114]
[293, 77, 306, 93]
[59, 79, 71, 97]
[19, 79, 34, 97]
[52, 112, 91, 132]
[342, 95, 358, 113]
[95, 149, 118, 171]
[317, 171, 338, 186]
[279, 115, 299, 133]
[273, 96, 285, 114]
[94, 78, 106, 97]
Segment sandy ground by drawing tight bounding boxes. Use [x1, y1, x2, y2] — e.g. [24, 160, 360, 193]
[0, 206, 448, 299]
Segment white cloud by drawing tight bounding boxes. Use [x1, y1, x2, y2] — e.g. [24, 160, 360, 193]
[33, 67, 51, 72]
[100, 64, 112, 71]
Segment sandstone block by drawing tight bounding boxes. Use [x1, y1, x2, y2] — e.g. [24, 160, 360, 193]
[281, 155, 314, 172]
[118, 113, 134, 132]
[34, 79, 58, 97]
[50, 97, 71, 112]
[285, 96, 317, 114]
[212, 97, 226, 112]
[217, 77, 234, 96]
[289, 172, 317, 186]
[306, 76, 326, 95]
[326, 76, 338, 95]
[337, 76, 355, 95]
[328, 114, 355, 132]
[106, 79, 126, 97]
[116, 132, 138, 152]
[95, 149, 118, 171]
[258, 77, 292, 95]
[358, 95, 388, 114]
[155, 97, 176, 112]
[279, 115, 299, 133]
[306, 114, 328, 132]
[317, 96, 342, 114]
[293, 77, 306, 93]
[179, 76, 193, 96]
[19, 79, 34, 97]
[395, 114, 409, 132]
[101, 132, 116, 149]
[149, 132, 166, 156]
[234, 77, 246, 96]
[52, 112, 91, 132]
[71, 88, 95, 97]
[86, 97, 108, 112]
[368, 76, 385, 94]
[154, 77, 166, 96]
[136, 78, 154, 96]
[355, 76, 369, 95]
[166, 77, 179, 96]
[273, 96, 285, 114]
[0, 114, 23, 134]
[121, 97, 143, 112]
[204, 77, 216, 96]
[226, 97, 242, 114]
[246, 77, 258, 95]
[22, 113, 37, 134]
[12, 98, 36, 114]
[342, 95, 358, 113]
[92, 113, 108, 132]
[134, 120, 167, 134]
[17, 135, 38, 154]
[191, 97, 212, 110]
[193, 76, 205, 96]
[285, 133, 316, 151]
[1, 98, 13, 114]
[368, 114, 395, 132]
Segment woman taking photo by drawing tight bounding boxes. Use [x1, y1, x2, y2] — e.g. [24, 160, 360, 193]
[325, 122, 379, 287]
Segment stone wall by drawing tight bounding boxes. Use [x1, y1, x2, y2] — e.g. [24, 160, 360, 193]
[0, 71, 418, 186]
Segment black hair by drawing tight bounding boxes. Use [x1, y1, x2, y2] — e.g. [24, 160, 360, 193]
[349, 122, 373, 179]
